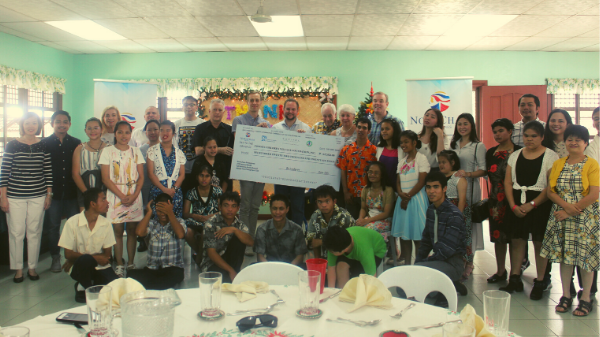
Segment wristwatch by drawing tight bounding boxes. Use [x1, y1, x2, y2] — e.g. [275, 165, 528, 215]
[530, 200, 537, 209]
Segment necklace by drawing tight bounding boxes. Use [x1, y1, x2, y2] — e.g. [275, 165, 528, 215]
[88, 141, 102, 151]
[341, 125, 354, 134]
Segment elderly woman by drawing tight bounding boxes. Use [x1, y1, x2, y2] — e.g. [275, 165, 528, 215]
[501, 121, 559, 299]
[312, 103, 340, 135]
[100, 105, 121, 145]
[331, 104, 357, 145]
[542, 125, 599, 316]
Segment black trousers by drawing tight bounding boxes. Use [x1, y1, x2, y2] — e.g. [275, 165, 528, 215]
[128, 266, 185, 290]
[70, 254, 118, 289]
[208, 235, 246, 283]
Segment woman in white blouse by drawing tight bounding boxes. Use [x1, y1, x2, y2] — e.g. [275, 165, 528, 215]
[500, 121, 559, 296]
[542, 109, 573, 158]
[449, 113, 487, 280]
[100, 106, 121, 145]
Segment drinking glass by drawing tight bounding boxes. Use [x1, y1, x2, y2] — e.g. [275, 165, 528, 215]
[0, 327, 30, 337]
[443, 322, 476, 337]
[199, 272, 222, 318]
[483, 290, 510, 337]
[298, 270, 320, 316]
[86, 285, 113, 337]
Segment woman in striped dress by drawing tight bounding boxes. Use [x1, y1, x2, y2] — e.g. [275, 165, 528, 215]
[73, 117, 108, 211]
[0, 112, 53, 283]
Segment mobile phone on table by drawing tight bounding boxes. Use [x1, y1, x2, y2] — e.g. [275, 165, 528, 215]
[56, 312, 88, 325]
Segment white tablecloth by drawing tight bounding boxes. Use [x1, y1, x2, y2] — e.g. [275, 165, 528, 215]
[14, 286, 467, 337]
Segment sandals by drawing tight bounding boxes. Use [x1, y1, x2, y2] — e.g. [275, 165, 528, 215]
[555, 296, 573, 313]
[573, 299, 594, 317]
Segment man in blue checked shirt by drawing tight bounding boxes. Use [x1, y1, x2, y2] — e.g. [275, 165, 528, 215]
[416, 171, 468, 296]
[368, 92, 405, 145]
[130, 193, 187, 290]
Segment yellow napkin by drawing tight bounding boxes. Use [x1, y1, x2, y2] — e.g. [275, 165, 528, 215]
[339, 274, 393, 312]
[433, 304, 495, 337]
[460, 304, 495, 337]
[222, 281, 269, 302]
[101, 278, 146, 308]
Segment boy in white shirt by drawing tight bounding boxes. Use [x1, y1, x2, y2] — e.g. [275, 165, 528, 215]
[58, 188, 118, 303]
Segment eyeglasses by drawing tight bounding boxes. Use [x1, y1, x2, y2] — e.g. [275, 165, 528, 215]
[236, 314, 278, 332]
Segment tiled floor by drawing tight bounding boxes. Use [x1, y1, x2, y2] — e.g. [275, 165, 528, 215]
[0, 221, 598, 336]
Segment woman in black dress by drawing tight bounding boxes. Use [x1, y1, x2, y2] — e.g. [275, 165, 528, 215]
[485, 118, 522, 283]
[501, 121, 559, 300]
[193, 136, 230, 191]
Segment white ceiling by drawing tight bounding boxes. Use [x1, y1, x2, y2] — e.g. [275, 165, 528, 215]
[0, 0, 598, 54]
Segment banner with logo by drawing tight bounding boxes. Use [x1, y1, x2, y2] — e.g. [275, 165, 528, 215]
[406, 77, 473, 136]
[94, 81, 158, 131]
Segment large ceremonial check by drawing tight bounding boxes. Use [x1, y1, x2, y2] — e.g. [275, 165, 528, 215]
[230, 125, 345, 189]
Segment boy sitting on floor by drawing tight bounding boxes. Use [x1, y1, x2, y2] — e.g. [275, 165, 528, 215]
[129, 193, 187, 290]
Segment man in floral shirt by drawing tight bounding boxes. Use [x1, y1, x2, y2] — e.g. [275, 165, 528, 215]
[200, 191, 253, 283]
[307, 185, 355, 258]
[336, 117, 377, 219]
[312, 103, 340, 135]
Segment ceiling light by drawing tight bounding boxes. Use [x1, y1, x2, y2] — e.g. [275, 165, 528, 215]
[46, 20, 125, 40]
[444, 15, 518, 37]
[249, 16, 304, 37]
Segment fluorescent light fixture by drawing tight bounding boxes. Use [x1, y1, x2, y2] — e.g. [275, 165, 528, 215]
[46, 20, 125, 40]
[444, 15, 517, 37]
[249, 16, 304, 37]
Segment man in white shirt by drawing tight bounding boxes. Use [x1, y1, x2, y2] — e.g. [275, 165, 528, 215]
[272, 99, 312, 226]
[58, 188, 118, 303]
[174, 96, 205, 196]
[512, 94, 546, 147]
[129, 106, 160, 147]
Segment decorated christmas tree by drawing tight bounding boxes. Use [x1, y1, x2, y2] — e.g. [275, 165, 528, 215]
[356, 83, 374, 120]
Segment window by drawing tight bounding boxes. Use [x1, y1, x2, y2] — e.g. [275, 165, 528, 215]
[164, 90, 187, 121]
[0, 85, 63, 156]
[553, 93, 599, 139]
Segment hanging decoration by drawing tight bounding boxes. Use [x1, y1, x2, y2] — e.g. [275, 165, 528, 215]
[224, 105, 236, 120]
[278, 105, 284, 120]
[0, 64, 67, 94]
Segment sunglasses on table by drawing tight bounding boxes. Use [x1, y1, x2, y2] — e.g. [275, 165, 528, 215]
[236, 314, 278, 333]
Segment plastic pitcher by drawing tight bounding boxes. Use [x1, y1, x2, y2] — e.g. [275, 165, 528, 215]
[306, 258, 327, 293]
[120, 289, 181, 337]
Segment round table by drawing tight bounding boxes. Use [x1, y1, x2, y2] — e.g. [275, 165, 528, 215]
[14, 286, 469, 337]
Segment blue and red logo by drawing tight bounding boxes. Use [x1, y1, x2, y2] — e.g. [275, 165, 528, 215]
[121, 113, 137, 129]
[430, 91, 450, 112]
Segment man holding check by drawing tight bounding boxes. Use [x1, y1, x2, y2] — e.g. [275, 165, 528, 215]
[272, 99, 312, 226]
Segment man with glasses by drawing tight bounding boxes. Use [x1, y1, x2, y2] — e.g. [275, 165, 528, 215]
[174, 96, 205, 196]
[336, 117, 377, 219]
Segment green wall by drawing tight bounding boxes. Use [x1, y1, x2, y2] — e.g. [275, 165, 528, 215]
[1, 32, 598, 140]
[0, 33, 74, 113]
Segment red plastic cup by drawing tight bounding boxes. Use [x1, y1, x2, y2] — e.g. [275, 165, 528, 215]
[306, 258, 327, 294]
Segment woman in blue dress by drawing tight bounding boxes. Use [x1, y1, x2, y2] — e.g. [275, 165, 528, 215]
[392, 130, 431, 265]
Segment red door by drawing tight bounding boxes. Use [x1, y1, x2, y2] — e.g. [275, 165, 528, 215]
[477, 85, 549, 199]
[478, 85, 549, 147]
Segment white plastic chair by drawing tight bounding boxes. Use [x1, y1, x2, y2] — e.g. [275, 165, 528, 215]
[377, 265, 458, 311]
[232, 262, 304, 285]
